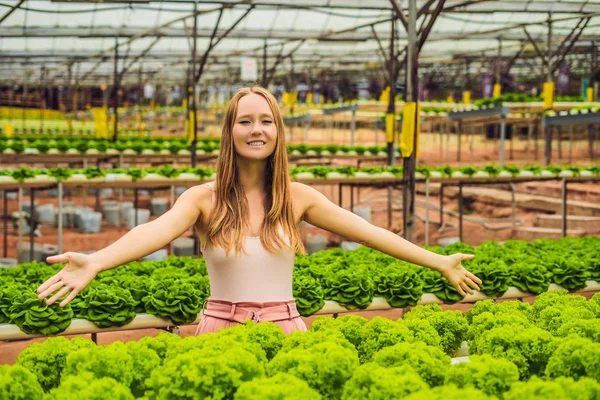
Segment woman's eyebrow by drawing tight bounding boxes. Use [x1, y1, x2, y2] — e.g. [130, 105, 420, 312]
[236, 113, 273, 120]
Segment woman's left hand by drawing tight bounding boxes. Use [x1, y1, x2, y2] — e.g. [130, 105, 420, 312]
[440, 253, 482, 297]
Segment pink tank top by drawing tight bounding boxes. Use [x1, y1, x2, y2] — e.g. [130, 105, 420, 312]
[199, 182, 296, 302]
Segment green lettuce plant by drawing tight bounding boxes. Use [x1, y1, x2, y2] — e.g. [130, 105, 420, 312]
[235, 373, 321, 400]
[373, 341, 451, 387]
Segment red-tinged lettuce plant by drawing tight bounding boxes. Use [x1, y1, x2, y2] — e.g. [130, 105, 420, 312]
[292, 274, 325, 317]
[0, 364, 44, 400]
[341, 363, 428, 400]
[268, 340, 359, 400]
[373, 341, 451, 387]
[235, 373, 321, 400]
[504, 376, 600, 400]
[403, 304, 469, 357]
[16, 336, 95, 392]
[444, 354, 519, 398]
[545, 336, 600, 381]
[372, 262, 424, 308]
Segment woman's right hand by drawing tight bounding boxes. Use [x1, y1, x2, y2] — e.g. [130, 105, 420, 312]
[37, 252, 99, 307]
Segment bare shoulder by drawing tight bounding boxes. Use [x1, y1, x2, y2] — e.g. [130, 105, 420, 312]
[177, 183, 214, 214]
[291, 181, 323, 198]
[290, 181, 322, 210]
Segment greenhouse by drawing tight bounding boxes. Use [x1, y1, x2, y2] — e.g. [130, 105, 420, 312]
[1, 1, 599, 399]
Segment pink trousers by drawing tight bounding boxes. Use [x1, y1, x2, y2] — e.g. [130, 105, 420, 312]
[194, 298, 307, 336]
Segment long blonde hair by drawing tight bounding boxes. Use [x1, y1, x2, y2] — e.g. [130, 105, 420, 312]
[205, 86, 306, 256]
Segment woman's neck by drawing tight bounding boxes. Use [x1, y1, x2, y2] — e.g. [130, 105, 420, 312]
[236, 157, 267, 191]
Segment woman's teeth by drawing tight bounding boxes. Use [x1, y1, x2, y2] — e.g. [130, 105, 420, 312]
[248, 141, 265, 146]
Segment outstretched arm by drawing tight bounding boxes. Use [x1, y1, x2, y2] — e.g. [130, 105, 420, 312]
[37, 185, 210, 306]
[296, 183, 482, 296]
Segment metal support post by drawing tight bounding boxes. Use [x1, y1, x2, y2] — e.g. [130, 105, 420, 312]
[3, 190, 7, 258]
[58, 182, 63, 254]
[458, 183, 463, 242]
[561, 178, 567, 238]
[425, 178, 430, 246]
[134, 189, 139, 227]
[17, 188, 22, 263]
[350, 108, 356, 146]
[29, 189, 35, 262]
[499, 115, 506, 168]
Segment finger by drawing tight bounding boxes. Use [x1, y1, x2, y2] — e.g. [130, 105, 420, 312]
[461, 253, 475, 261]
[46, 286, 71, 306]
[37, 275, 61, 293]
[60, 288, 80, 308]
[466, 271, 483, 284]
[460, 281, 474, 295]
[455, 283, 467, 297]
[465, 277, 481, 292]
[38, 280, 64, 300]
[46, 253, 70, 264]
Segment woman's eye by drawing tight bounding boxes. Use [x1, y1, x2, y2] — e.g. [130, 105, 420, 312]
[263, 120, 273, 124]
[240, 121, 250, 125]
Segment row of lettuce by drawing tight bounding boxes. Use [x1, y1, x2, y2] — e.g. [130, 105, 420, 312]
[0, 138, 395, 156]
[0, 237, 598, 336]
[0, 163, 598, 184]
[2, 289, 599, 399]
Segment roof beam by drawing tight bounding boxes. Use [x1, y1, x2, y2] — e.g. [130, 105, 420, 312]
[0, 0, 25, 25]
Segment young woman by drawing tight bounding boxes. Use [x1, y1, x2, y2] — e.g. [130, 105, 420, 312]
[37, 86, 482, 335]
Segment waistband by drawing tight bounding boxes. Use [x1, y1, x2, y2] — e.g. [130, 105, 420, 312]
[202, 298, 301, 324]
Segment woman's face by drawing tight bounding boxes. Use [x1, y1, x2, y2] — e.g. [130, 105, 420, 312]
[232, 93, 278, 161]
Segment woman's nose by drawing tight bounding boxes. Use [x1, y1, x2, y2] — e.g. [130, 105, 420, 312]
[250, 123, 262, 133]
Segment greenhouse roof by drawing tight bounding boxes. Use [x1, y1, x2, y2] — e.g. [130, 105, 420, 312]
[1, 0, 600, 85]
